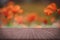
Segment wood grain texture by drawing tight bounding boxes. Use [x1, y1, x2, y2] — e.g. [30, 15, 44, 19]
[0, 28, 60, 39]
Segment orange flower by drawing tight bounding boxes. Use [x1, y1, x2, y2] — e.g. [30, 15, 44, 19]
[43, 19, 48, 24]
[14, 15, 24, 24]
[44, 3, 57, 16]
[12, 5, 21, 13]
[47, 3, 57, 12]
[2, 7, 9, 17]
[6, 1, 15, 11]
[50, 17, 55, 23]
[39, 18, 48, 24]
[7, 11, 13, 20]
[57, 9, 60, 15]
[25, 12, 37, 23]
[18, 9, 24, 14]
[2, 18, 8, 25]
[38, 17, 48, 24]
[44, 8, 53, 16]
[7, 5, 14, 11]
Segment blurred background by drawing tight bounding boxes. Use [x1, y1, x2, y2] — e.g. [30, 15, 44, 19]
[0, 0, 60, 28]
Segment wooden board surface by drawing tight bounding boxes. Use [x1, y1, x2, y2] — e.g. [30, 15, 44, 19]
[0, 28, 60, 39]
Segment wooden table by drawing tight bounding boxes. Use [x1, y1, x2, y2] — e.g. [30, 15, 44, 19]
[0, 28, 60, 39]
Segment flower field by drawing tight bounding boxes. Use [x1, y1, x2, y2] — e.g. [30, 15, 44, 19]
[0, 1, 60, 28]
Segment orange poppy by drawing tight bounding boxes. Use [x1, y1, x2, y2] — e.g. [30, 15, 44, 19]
[44, 3, 57, 16]
[47, 3, 57, 12]
[12, 5, 21, 13]
[41, 18, 48, 24]
[25, 12, 37, 23]
[2, 7, 9, 17]
[14, 15, 24, 24]
[7, 11, 13, 20]
[7, 5, 14, 11]
[2, 18, 8, 25]
[18, 9, 24, 14]
[44, 8, 53, 16]
[38, 17, 48, 24]
[57, 9, 60, 15]
[50, 17, 55, 23]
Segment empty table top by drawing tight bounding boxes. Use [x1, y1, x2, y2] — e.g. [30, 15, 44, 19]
[0, 28, 60, 39]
